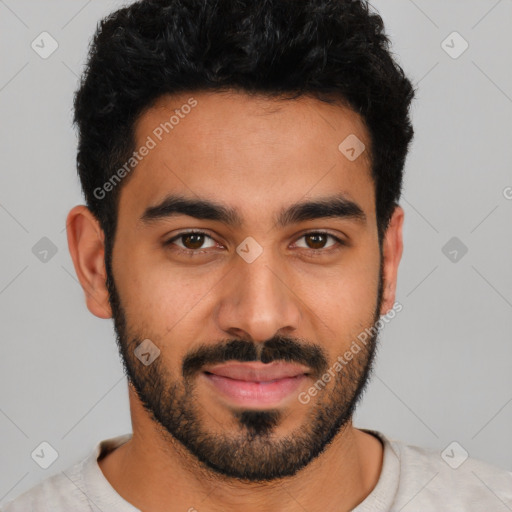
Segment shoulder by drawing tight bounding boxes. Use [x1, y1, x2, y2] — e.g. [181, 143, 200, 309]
[1, 459, 91, 511]
[387, 434, 512, 510]
[1, 434, 133, 512]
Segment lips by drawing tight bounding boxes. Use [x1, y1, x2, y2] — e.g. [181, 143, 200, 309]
[203, 361, 310, 382]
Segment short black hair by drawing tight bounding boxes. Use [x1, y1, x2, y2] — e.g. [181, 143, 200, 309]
[73, 0, 415, 255]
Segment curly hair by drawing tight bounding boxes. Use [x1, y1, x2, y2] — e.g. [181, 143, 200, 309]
[73, 0, 415, 254]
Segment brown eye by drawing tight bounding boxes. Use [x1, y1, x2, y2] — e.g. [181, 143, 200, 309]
[295, 232, 342, 251]
[305, 233, 328, 249]
[181, 233, 206, 250]
[165, 231, 217, 252]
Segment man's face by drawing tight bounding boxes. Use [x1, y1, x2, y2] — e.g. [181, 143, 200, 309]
[105, 91, 387, 481]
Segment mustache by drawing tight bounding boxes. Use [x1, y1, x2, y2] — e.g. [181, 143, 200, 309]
[182, 334, 329, 380]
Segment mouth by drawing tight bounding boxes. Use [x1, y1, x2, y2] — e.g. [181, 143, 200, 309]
[201, 361, 310, 407]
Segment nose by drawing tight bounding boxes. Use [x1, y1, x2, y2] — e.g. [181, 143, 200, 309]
[214, 247, 302, 343]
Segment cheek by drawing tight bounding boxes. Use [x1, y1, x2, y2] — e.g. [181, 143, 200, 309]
[310, 276, 378, 330]
[113, 230, 380, 341]
[301, 251, 380, 339]
[115, 249, 222, 332]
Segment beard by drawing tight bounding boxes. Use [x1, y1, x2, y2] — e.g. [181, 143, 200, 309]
[105, 255, 384, 482]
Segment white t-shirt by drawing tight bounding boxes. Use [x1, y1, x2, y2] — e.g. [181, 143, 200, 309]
[2, 429, 511, 511]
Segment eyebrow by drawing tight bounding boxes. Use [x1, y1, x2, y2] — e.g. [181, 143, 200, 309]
[140, 193, 366, 228]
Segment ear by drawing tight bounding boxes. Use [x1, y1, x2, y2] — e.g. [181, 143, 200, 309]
[66, 205, 112, 319]
[379, 205, 404, 316]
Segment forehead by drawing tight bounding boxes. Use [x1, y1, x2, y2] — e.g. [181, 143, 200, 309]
[120, 90, 375, 224]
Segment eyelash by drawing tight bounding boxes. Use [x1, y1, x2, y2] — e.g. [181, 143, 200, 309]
[163, 230, 346, 256]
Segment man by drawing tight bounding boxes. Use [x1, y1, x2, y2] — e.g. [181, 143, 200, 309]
[4, 0, 511, 510]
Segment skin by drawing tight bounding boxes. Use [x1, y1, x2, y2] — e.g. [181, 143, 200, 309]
[66, 90, 404, 512]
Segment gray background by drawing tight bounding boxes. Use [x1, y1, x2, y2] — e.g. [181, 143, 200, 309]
[1, 0, 511, 506]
